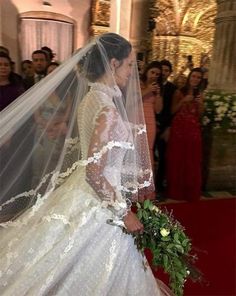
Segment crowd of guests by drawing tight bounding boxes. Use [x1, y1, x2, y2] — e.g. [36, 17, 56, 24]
[0, 46, 73, 219]
[0, 45, 58, 110]
[0, 44, 208, 204]
[139, 58, 207, 202]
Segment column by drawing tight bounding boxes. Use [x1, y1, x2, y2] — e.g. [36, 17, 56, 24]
[110, 0, 132, 40]
[209, 0, 236, 92]
[129, 0, 150, 53]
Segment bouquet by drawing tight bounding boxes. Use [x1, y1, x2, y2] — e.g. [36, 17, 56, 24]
[133, 199, 200, 296]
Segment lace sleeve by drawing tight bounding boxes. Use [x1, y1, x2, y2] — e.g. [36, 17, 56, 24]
[85, 106, 128, 218]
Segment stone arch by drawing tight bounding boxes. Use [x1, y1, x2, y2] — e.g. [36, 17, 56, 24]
[20, 11, 76, 23]
[150, 0, 217, 73]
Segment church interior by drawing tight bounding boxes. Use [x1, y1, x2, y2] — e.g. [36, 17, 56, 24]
[0, 0, 236, 295]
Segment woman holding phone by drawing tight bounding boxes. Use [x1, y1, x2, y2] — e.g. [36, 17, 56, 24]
[166, 68, 204, 201]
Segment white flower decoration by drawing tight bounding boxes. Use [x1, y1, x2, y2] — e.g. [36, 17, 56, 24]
[212, 95, 220, 100]
[214, 100, 221, 106]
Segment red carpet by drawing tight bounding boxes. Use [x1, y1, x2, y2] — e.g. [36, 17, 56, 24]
[146, 198, 236, 296]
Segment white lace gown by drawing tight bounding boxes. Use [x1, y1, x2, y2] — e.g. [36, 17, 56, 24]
[0, 84, 171, 296]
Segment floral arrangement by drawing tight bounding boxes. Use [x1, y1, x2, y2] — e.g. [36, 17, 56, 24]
[133, 200, 200, 296]
[202, 91, 236, 133]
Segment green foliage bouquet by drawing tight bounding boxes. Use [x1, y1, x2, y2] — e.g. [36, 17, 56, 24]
[133, 200, 200, 296]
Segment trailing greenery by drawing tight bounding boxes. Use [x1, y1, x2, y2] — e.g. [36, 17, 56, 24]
[202, 91, 236, 133]
[132, 200, 200, 296]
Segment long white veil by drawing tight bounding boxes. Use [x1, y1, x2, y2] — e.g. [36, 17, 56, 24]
[0, 33, 154, 226]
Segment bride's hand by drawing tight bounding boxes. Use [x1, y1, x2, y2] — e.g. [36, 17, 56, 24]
[123, 211, 144, 233]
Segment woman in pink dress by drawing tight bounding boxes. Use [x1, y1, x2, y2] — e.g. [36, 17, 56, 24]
[140, 61, 163, 200]
[166, 68, 204, 201]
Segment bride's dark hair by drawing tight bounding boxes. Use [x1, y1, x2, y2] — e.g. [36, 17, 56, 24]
[80, 33, 132, 82]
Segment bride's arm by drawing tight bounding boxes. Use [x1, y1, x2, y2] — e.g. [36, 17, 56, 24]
[85, 106, 127, 218]
[85, 105, 144, 232]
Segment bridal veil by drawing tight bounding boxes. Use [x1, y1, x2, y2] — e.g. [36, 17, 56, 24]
[0, 33, 154, 225]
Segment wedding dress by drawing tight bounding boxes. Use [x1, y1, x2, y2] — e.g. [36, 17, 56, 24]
[0, 83, 171, 296]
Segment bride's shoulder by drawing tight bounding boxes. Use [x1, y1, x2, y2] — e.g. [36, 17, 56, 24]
[78, 90, 115, 119]
[83, 88, 114, 110]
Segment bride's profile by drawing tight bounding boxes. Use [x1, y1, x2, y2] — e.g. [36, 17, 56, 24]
[0, 33, 173, 295]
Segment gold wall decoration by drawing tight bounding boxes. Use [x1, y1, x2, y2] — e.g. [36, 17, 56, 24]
[91, 0, 110, 36]
[150, 0, 217, 74]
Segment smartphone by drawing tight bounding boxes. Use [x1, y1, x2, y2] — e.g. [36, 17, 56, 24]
[137, 52, 144, 61]
[193, 88, 200, 98]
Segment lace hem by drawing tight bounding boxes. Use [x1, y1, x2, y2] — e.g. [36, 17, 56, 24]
[0, 139, 153, 227]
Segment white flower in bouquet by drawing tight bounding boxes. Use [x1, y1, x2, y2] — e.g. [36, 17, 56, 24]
[151, 205, 161, 213]
[134, 200, 201, 296]
[160, 228, 170, 237]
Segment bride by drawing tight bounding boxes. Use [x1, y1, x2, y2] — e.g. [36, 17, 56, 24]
[0, 33, 173, 295]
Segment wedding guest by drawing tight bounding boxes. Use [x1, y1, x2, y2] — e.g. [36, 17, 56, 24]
[47, 62, 60, 75]
[21, 60, 35, 80]
[21, 60, 35, 90]
[0, 52, 24, 111]
[23, 50, 48, 90]
[32, 61, 71, 187]
[155, 60, 177, 198]
[0, 53, 33, 217]
[0, 46, 23, 84]
[166, 68, 204, 201]
[41, 46, 55, 64]
[140, 62, 163, 165]
[173, 73, 187, 90]
[0, 45, 9, 55]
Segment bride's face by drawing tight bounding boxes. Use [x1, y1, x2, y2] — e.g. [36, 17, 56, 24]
[113, 52, 133, 88]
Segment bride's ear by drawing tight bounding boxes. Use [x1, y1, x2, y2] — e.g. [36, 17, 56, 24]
[110, 58, 120, 72]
